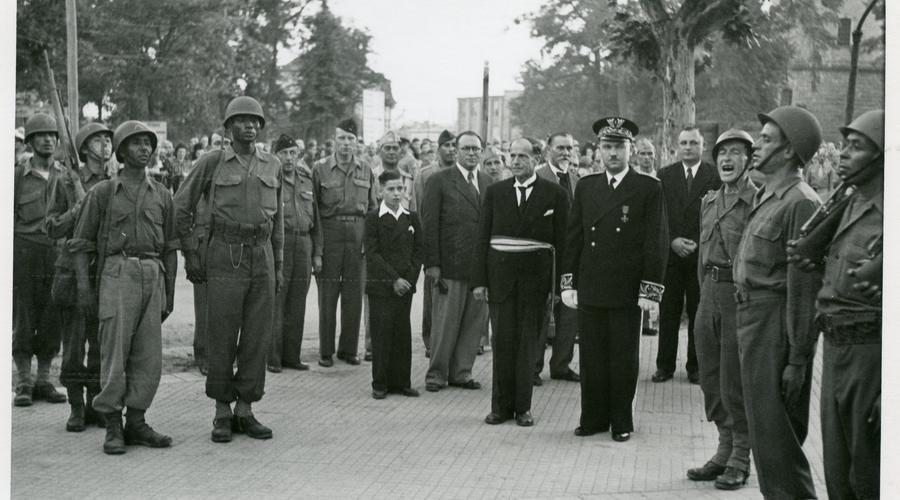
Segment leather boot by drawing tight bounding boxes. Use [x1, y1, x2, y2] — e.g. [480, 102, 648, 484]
[84, 387, 106, 428]
[103, 412, 126, 455]
[124, 408, 172, 448]
[65, 387, 86, 432]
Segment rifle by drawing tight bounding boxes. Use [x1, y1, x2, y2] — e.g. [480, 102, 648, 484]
[42, 47, 85, 200]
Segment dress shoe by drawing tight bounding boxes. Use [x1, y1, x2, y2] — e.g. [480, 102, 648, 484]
[425, 382, 442, 392]
[318, 356, 334, 368]
[124, 422, 172, 448]
[198, 362, 209, 376]
[651, 370, 673, 383]
[516, 412, 534, 427]
[66, 404, 86, 432]
[688, 371, 700, 384]
[103, 413, 126, 455]
[425, 349, 431, 358]
[211, 417, 233, 443]
[686, 461, 727, 481]
[336, 353, 361, 365]
[641, 327, 658, 336]
[611, 431, 631, 442]
[533, 374, 543, 386]
[283, 361, 309, 371]
[14, 385, 32, 407]
[372, 389, 387, 400]
[714, 466, 749, 490]
[477, 345, 484, 355]
[267, 364, 282, 373]
[574, 426, 601, 437]
[363, 351, 373, 362]
[449, 379, 481, 390]
[551, 370, 580, 382]
[33, 382, 67, 403]
[399, 387, 419, 397]
[232, 415, 273, 439]
[484, 412, 512, 425]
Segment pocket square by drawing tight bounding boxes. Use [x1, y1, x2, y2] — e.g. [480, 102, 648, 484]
[543, 209, 554, 216]
[408, 226, 415, 234]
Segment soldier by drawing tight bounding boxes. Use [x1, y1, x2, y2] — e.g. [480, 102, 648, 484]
[46, 122, 114, 431]
[175, 96, 283, 443]
[686, 129, 756, 490]
[267, 133, 322, 373]
[733, 106, 823, 499]
[13, 113, 67, 407]
[560, 117, 668, 442]
[71, 120, 177, 454]
[790, 110, 884, 499]
[312, 119, 377, 367]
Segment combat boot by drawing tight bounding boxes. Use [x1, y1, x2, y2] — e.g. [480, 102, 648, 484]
[14, 385, 33, 407]
[65, 387, 86, 432]
[33, 382, 67, 403]
[124, 408, 172, 448]
[84, 387, 106, 428]
[103, 412, 126, 455]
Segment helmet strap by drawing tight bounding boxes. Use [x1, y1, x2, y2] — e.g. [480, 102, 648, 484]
[750, 143, 787, 171]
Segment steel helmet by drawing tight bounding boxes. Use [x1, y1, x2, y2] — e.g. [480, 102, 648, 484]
[757, 106, 823, 165]
[223, 96, 266, 129]
[112, 120, 158, 162]
[75, 122, 113, 162]
[712, 128, 754, 161]
[24, 113, 58, 142]
[840, 109, 884, 152]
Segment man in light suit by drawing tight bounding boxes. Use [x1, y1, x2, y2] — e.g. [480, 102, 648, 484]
[533, 132, 580, 385]
[473, 137, 569, 426]
[421, 131, 492, 392]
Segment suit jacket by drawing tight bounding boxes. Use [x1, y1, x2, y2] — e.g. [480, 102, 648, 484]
[364, 210, 423, 297]
[421, 166, 493, 281]
[658, 160, 720, 263]
[561, 168, 669, 308]
[472, 177, 569, 304]
[535, 163, 579, 201]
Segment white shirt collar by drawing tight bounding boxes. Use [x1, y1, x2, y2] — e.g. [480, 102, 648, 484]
[378, 200, 409, 220]
[682, 160, 701, 174]
[513, 173, 537, 188]
[457, 163, 477, 180]
[606, 168, 628, 187]
[547, 161, 566, 175]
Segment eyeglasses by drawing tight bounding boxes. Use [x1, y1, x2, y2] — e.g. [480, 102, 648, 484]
[459, 146, 482, 153]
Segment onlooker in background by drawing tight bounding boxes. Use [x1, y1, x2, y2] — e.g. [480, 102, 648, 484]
[198, 135, 209, 151]
[804, 142, 838, 199]
[191, 143, 205, 164]
[305, 139, 318, 165]
[15, 128, 27, 164]
[419, 139, 435, 170]
[398, 136, 419, 178]
[481, 147, 506, 183]
[411, 138, 421, 159]
[577, 156, 593, 179]
[208, 132, 223, 151]
[591, 148, 605, 173]
[634, 137, 660, 336]
[322, 139, 335, 159]
[170, 143, 190, 193]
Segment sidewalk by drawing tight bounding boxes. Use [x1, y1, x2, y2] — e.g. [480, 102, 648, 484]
[11, 279, 827, 499]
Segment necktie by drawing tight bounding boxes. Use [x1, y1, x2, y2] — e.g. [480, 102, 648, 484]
[517, 186, 528, 215]
[557, 171, 570, 192]
[609, 176, 617, 190]
[467, 171, 479, 196]
[686, 167, 694, 193]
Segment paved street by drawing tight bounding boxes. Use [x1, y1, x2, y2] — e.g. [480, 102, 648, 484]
[12, 275, 827, 499]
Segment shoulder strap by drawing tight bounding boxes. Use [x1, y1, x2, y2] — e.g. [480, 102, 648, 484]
[93, 180, 118, 288]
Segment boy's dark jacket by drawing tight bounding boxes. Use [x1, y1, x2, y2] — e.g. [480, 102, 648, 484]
[364, 207, 423, 296]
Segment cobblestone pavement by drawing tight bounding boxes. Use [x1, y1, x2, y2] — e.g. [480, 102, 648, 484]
[11, 277, 826, 499]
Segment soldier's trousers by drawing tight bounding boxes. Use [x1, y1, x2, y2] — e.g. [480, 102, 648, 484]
[421, 274, 434, 350]
[205, 237, 274, 403]
[270, 232, 312, 367]
[736, 293, 816, 500]
[92, 256, 164, 414]
[12, 237, 61, 378]
[821, 338, 880, 500]
[317, 218, 365, 358]
[59, 306, 101, 393]
[535, 299, 577, 378]
[490, 291, 541, 415]
[193, 282, 207, 366]
[694, 278, 750, 472]
[657, 259, 700, 375]
[577, 304, 641, 433]
[369, 294, 413, 392]
[426, 279, 487, 385]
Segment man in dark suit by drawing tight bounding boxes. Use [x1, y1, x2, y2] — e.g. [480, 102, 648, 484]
[653, 127, 721, 384]
[560, 117, 668, 442]
[533, 132, 580, 385]
[472, 138, 569, 427]
[421, 131, 492, 392]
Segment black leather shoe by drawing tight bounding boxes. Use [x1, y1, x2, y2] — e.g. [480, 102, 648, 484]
[687, 461, 727, 481]
[574, 426, 601, 437]
[33, 382, 67, 403]
[399, 387, 420, 397]
[611, 431, 631, 442]
[283, 361, 309, 371]
[516, 412, 534, 427]
[363, 351, 373, 362]
[318, 356, 334, 367]
[651, 370, 673, 383]
[449, 380, 481, 390]
[688, 371, 700, 384]
[532, 375, 543, 386]
[425, 382, 442, 392]
[551, 370, 581, 382]
[372, 389, 387, 400]
[337, 353, 361, 365]
[484, 412, 512, 425]
[198, 361, 209, 376]
[714, 466, 749, 490]
[477, 345, 484, 355]
[232, 415, 272, 440]
[211, 417, 232, 443]
[266, 364, 282, 373]
[124, 422, 172, 448]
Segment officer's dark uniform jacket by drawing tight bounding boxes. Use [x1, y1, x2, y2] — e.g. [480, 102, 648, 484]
[282, 160, 322, 257]
[697, 177, 757, 282]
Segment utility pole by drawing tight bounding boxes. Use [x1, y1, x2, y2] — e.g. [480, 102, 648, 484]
[481, 62, 489, 144]
[845, 0, 879, 124]
[66, 0, 79, 129]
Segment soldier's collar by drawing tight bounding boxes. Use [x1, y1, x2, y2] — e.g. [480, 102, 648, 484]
[771, 169, 803, 199]
[23, 157, 59, 177]
[223, 145, 268, 163]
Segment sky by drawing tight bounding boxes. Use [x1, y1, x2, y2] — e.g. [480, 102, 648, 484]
[280, 0, 547, 128]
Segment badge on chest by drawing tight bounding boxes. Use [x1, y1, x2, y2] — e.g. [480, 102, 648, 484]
[621, 205, 629, 223]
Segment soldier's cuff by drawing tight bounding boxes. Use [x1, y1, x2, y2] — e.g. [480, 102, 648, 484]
[66, 237, 96, 254]
[560, 273, 574, 291]
[180, 235, 199, 253]
[639, 281, 665, 302]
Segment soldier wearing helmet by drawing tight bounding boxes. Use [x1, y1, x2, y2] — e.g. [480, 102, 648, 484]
[732, 106, 823, 499]
[686, 129, 756, 490]
[13, 113, 68, 408]
[44, 121, 113, 432]
[70, 120, 177, 455]
[174, 95, 283, 444]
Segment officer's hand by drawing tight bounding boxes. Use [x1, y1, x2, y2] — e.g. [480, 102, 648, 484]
[868, 394, 881, 434]
[671, 238, 693, 258]
[473, 286, 489, 302]
[561, 290, 578, 309]
[183, 250, 206, 284]
[637, 297, 657, 314]
[393, 278, 412, 296]
[312, 256, 323, 275]
[785, 240, 819, 271]
[161, 308, 172, 323]
[77, 285, 98, 317]
[425, 266, 441, 282]
[781, 363, 806, 408]
[851, 280, 882, 301]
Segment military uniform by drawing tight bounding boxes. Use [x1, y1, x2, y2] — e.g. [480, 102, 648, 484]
[312, 154, 377, 362]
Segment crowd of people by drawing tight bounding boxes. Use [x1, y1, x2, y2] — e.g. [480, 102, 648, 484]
[13, 94, 882, 500]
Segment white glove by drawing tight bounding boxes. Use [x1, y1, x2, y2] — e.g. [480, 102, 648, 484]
[561, 290, 578, 309]
[638, 297, 657, 316]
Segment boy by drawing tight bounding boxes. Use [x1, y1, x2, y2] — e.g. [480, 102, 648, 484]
[365, 169, 423, 399]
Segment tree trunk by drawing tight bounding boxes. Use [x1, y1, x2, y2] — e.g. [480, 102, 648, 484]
[659, 31, 696, 164]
